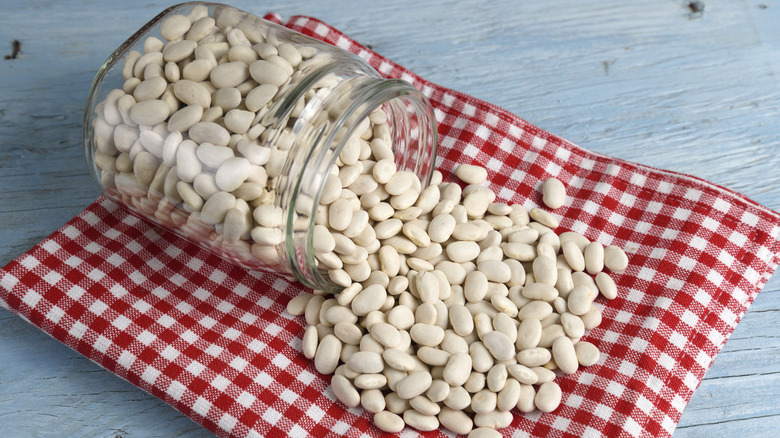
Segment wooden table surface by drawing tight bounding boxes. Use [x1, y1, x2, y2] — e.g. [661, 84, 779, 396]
[2, 0, 778, 436]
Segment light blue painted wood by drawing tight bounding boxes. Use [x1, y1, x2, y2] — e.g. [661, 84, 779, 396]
[1, 0, 778, 436]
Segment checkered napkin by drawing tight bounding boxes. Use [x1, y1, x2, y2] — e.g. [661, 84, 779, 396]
[3, 12, 780, 438]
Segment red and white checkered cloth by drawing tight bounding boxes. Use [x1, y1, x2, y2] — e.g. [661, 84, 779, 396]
[2, 13, 780, 438]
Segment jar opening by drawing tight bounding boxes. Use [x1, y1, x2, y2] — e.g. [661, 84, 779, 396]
[284, 76, 437, 291]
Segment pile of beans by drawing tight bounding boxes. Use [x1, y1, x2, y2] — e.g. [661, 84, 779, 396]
[287, 167, 629, 437]
[88, 5, 629, 437]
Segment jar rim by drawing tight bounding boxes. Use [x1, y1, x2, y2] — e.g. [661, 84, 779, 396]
[283, 74, 438, 291]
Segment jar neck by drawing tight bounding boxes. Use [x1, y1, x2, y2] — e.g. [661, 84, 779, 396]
[277, 64, 437, 291]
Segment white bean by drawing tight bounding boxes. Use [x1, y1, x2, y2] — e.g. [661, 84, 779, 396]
[410, 395, 440, 416]
[575, 341, 601, 366]
[210, 61, 249, 88]
[200, 191, 235, 224]
[438, 407, 474, 435]
[443, 352, 472, 386]
[286, 293, 314, 316]
[428, 213, 456, 243]
[328, 198, 353, 231]
[464, 270, 488, 302]
[560, 312, 585, 339]
[455, 164, 487, 185]
[604, 245, 629, 271]
[463, 189, 493, 217]
[403, 221, 431, 247]
[361, 388, 386, 413]
[224, 109, 254, 134]
[449, 304, 474, 336]
[584, 241, 605, 274]
[541, 177, 566, 209]
[443, 386, 472, 411]
[469, 428, 502, 438]
[529, 207, 559, 229]
[516, 347, 551, 367]
[373, 411, 404, 433]
[196, 143, 233, 169]
[552, 336, 579, 374]
[403, 410, 439, 432]
[427, 379, 450, 403]
[538, 325, 565, 350]
[562, 239, 585, 272]
[581, 305, 603, 330]
[331, 374, 360, 408]
[385, 170, 415, 195]
[130, 99, 170, 125]
[351, 284, 387, 316]
[175, 140, 201, 182]
[165, 106, 201, 133]
[567, 285, 595, 316]
[517, 300, 553, 321]
[497, 378, 522, 411]
[302, 325, 318, 359]
[501, 242, 536, 261]
[215, 157, 250, 191]
[522, 283, 558, 302]
[383, 348, 416, 372]
[446, 241, 481, 263]
[482, 331, 515, 361]
[347, 351, 384, 374]
[516, 318, 542, 350]
[506, 363, 538, 385]
[172, 79, 211, 108]
[249, 60, 290, 86]
[595, 271, 618, 300]
[372, 159, 396, 184]
[416, 346, 451, 367]
[396, 372, 433, 399]
[314, 334, 341, 374]
[410, 323, 445, 347]
[440, 330, 469, 355]
[370, 322, 401, 348]
[534, 381, 562, 413]
[470, 389, 497, 415]
[354, 373, 387, 390]
[486, 363, 508, 392]
[160, 14, 191, 41]
[473, 410, 513, 429]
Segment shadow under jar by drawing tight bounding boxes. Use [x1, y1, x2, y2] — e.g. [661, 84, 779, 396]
[84, 2, 437, 292]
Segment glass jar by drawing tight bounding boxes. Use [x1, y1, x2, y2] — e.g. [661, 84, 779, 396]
[83, 2, 437, 291]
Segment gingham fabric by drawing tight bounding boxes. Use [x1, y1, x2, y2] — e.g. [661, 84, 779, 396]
[2, 13, 780, 438]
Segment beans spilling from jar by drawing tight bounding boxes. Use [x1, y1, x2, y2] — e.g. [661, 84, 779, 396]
[89, 4, 630, 437]
[288, 165, 629, 436]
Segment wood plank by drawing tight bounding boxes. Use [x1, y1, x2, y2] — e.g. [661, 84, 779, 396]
[1, 0, 778, 435]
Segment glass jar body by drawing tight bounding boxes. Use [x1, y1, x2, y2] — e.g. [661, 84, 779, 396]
[84, 2, 437, 291]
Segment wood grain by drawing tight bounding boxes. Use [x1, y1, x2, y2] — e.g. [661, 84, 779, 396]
[1, 0, 778, 436]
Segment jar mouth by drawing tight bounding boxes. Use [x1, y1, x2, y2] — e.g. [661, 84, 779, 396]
[283, 74, 438, 291]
